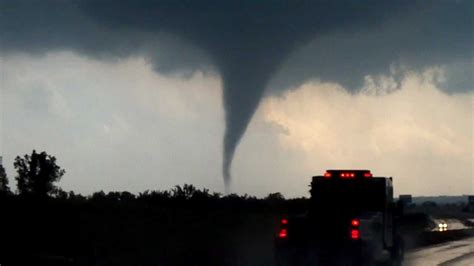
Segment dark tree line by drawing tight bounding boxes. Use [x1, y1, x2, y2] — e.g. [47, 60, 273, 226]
[1, 150, 304, 208]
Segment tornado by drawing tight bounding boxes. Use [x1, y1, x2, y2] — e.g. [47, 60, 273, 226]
[220, 58, 277, 192]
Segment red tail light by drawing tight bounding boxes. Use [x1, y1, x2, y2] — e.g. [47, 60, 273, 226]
[364, 172, 372, 178]
[278, 229, 288, 238]
[281, 218, 288, 225]
[351, 229, 360, 240]
[351, 219, 360, 227]
[324, 172, 332, 178]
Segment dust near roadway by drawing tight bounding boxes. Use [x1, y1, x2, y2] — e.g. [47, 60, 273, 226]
[405, 236, 474, 266]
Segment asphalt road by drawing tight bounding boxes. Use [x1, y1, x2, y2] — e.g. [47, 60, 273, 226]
[405, 236, 474, 266]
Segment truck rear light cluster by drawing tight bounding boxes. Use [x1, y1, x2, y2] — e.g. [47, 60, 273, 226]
[322, 170, 372, 179]
[278, 218, 288, 239]
[350, 218, 360, 240]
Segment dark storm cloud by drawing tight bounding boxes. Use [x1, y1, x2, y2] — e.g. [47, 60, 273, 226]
[1, 0, 472, 190]
[269, 2, 474, 93]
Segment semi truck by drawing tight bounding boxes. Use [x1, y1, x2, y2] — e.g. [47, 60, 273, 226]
[275, 170, 404, 265]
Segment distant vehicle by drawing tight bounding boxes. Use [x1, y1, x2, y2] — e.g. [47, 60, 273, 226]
[275, 170, 404, 266]
[437, 221, 448, 232]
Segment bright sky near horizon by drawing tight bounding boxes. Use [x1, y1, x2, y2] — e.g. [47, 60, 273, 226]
[1, 52, 472, 197]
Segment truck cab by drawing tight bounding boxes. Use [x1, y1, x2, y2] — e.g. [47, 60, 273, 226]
[275, 170, 404, 266]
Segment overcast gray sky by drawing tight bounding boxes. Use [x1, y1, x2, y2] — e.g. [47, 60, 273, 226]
[0, 1, 472, 197]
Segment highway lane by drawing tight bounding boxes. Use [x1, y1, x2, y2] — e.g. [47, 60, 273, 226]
[405, 237, 474, 266]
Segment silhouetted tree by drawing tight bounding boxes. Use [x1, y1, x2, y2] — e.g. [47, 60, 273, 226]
[105, 191, 136, 202]
[211, 192, 222, 199]
[14, 150, 66, 197]
[0, 163, 10, 194]
[138, 189, 171, 203]
[172, 184, 198, 200]
[265, 192, 285, 201]
[90, 190, 107, 202]
[67, 191, 87, 202]
[119, 191, 136, 202]
[51, 187, 69, 200]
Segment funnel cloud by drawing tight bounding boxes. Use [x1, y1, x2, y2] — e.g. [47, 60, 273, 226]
[1, 1, 472, 191]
